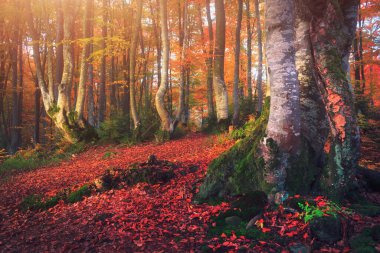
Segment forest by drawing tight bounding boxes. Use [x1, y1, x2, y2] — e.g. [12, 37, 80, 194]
[0, 0, 380, 252]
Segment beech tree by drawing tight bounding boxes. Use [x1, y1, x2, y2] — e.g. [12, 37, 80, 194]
[213, 0, 228, 122]
[233, 0, 243, 126]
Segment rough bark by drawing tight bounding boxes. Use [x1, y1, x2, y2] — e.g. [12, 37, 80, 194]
[155, 0, 171, 132]
[309, 0, 360, 196]
[213, 0, 228, 122]
[130, 0, 143, 129]
[264, 0, 301, 192]
[295, 0, 329, 162]
[255, 0, 263, 113]
[233, 0, 243, 126]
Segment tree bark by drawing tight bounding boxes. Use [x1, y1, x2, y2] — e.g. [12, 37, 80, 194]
[130, 0, 143, 129]
[55, 0, 64, 101]
[246, 0, 253, 103]
[98, 0, 108, 125]
[255, 0, 263, 113]
[205, 0, 215, 120]
[213, 0, 228, 122]
[155, 0, 171, 132]
[75, 0, 92, 124]
[233, 0, 243, 126]
[264, 0, 301, 191]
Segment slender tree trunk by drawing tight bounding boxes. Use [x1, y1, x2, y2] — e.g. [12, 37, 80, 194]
[87, 0, 95, 127]
[246, 0, 253, 103]
[98, 0, 108, 125]
[75, 0, 92, 124]
[213, 0, 228, 122]
[156, 0, 171, 132]
[55, 0, 64, 101]
[205, 0, 215, 120]
[233, 0, 243, 125]
[353, 34, 361, 92]
[176, 0, 188, 126]
[130, 0, 143, 129]
[255, 0, 263, 113]
[358, 12, 365, 93]
[264, 0, 301, 191]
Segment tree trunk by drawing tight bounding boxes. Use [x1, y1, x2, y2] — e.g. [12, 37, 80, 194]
[75, 0, 92, 124]
[213, 0, 228, 122]
[98, 0, 108, 125]
[155, 0, 171, 132]
[255, 0, 263, 113]
[246, 0, 253, 103]
[176, 0, 188, 126]
[309, 0, 360, 196]
[233, 0, 243, 126]
[55, 0, 64, 101]
[206, 0, 215, 120]
[130, 0, 143, 129]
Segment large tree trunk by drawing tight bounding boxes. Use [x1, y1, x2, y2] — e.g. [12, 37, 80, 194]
[255, 0, 263, 113]
[155, 0, 171, 133]
[130, 0, 143, 130]
[213, 0, 228, 122]
[233, 0, 243, 126]
[263, 0, 301, 192]
[309, 0, 360, 196]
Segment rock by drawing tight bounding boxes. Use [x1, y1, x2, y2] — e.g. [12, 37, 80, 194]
[289, 242, 311, 253]
[225, 216, 242, 226]
[246, 215, 261, 229]
[310, 216, 342, 244]
[147, 154, 158, 165]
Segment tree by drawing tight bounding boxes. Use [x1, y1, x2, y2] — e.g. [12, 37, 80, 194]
[213, 0, 228, 122]
[98, 0, 108, 125]
[130, 0, 143, 130]
[255, 0, 263, 113]
[246, 0, 253, 103]
[155, 0, 171, 133]
[233, 0, 243, 126]
[75, 0, 93, 125]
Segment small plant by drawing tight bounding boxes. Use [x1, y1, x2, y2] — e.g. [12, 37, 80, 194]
[102, 151, 117, 159]
[298, 196, 351, 223]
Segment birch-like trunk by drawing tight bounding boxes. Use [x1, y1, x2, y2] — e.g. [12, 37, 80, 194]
[206, 0, 215, 120]
[264, 0, 301, 191]
[155, 0, 171, 132]
[213, 0, 228, 122]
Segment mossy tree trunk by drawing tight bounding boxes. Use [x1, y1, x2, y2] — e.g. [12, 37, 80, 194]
[309, 0, 360, 196]
[197, 0, 360, 202]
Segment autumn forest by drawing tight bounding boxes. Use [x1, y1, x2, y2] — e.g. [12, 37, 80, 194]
[0, 0, 380, 252]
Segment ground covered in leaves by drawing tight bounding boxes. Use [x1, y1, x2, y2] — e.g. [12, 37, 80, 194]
[0, 128, 379, 252]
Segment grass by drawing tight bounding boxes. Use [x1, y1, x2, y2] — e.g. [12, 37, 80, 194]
[0, 142, 86, 181]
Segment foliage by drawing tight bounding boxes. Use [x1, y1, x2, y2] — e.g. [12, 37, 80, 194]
[0, 142, 86, 179]
[97, 115, 131, 143]
[298, 196, 351, 223]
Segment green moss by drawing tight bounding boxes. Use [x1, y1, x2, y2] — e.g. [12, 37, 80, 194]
[196, 98, 271, 202]
[67, 184, 91, 203]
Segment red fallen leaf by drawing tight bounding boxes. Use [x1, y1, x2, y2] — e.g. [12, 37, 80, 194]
[314, 196, 324, 201]
[262, 228, 271, 233]
[259, 241, 267, 245]
[317, 201, 327, 207]
[221, 233, 227, 238]
[285, 231, 297, 237]
[303, 233, 308, 239]
[230, 233, 237, 241]
[294, 195, 300, 198]
[212, 222, 216, 227]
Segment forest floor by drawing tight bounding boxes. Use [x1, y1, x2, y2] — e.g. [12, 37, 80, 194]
[0, 121, 379, 252]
